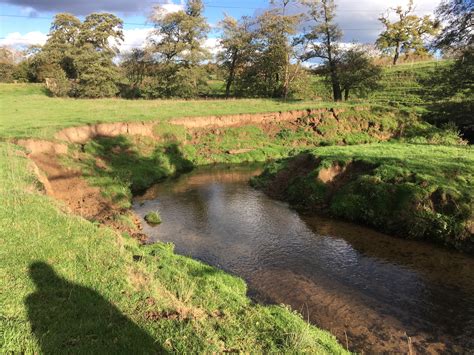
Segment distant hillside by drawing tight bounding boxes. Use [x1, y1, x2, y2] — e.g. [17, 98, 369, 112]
[312, 60, 450, 109]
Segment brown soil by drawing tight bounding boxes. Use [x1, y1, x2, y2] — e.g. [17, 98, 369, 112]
[317, 164, 345, 183]
[18, 141, 146, 241]
[170, 109, 320, 129]
[55, 122, 156, 144]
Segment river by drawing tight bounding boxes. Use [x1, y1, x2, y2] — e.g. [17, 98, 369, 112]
[133, 165, 474, 353]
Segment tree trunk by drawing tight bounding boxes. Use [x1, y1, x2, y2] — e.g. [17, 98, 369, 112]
[329, 62, 342, 101]
[344, 89, 349, 101]
[393, 42, 401, 65]
[323, 1, 342, 102]
[225, 54, 237, 99]
[283, 52, 290, 100]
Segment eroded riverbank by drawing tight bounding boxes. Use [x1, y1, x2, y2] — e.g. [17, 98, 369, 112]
[134, 165, 474, 353]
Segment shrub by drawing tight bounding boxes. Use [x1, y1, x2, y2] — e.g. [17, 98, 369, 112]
[38, 64, 71, 97]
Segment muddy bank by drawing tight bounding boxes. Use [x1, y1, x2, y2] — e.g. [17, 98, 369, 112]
[251, 152, 474, 253]
[50, 106, 398, 146]
[52, 109, 319, 144]
[20, 147, 148, 242]
[170, 108, 329, 129]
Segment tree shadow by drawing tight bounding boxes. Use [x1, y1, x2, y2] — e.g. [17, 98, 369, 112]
[83, 135, 194, 195]
[26, 262, 165, 354]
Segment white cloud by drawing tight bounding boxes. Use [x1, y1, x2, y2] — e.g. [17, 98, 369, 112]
[160, 1, 185, 15]
[204, 37, 221, 58]
[119, 28, 153, 53]
[334, 0, 439, 43]
[0, 31, 47, 47]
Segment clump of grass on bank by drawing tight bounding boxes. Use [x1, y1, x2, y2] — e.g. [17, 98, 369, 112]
[0, 143, 346, 353]
[252, 143, 474, 252]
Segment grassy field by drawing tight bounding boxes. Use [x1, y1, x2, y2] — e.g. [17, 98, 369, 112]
[0, 60, 471, 352]
[0, 84, 352, 139]
[0, 142, 346, 352]
[252, 143, 474, 251]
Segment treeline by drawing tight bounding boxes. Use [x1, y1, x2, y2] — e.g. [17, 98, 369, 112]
[0, 0, 471, 103]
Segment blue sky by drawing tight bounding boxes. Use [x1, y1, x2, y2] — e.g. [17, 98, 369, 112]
[0, 0, 439, 50]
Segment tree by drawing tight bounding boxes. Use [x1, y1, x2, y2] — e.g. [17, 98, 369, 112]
[420, 0, 474, 142]
[218, 16, 256, 98]
[35, 12, 123, 97]
[298, 0, 343, 101]
[336, 48, 382, 100]
[0, 47, 16, 82]
[41, 13, 81, 78]
[122, 48, 150, 89]
[433, 0, 473, 50]
[270, 0, 303, 99]
[74, 13, 124, 97]
[148, 0, 210, 97]
[376, 0, 439, 65]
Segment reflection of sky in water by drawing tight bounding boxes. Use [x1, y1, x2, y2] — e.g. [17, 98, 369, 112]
[133, 167, 474, 351]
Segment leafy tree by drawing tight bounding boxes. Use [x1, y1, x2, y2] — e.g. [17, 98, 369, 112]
[420, 0, 474, 141]
[41, 13, 81, 78]
[376, 0, 439, 65]
[269, 0, 303, 99]
[298, 0, 343, 101]
[39, 64, 71, 97]
[434, 0, 473, 50]
[148, 0, 210, 97]
[336, 48, 382, 100]
[74, 13, 124, 97]
[0, 47, 16, 82]
[218, 16, 256, 98]
[34, 12, 123, 97]
[121, 48, 150, 90]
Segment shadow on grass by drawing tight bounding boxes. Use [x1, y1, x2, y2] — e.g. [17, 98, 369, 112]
[26, 262, 165, 354]
[83, 135, 194, 195]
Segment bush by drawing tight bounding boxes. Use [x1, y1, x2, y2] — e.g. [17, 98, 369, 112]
[38, 64, 71, 97]
[0, 63, 16, 83]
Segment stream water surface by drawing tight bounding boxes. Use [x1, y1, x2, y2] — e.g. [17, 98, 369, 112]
[133, 165, 474, 353]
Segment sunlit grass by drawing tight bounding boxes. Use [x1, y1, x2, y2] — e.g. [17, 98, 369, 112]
[0, 83, 352, 139]
[0, 142, 346, 353]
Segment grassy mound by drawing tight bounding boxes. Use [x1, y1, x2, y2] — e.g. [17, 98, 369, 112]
[0, 143, 346, 352]
[251, 143, 474, 252]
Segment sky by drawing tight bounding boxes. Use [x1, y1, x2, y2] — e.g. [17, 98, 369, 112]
[0, 0, 440, 53]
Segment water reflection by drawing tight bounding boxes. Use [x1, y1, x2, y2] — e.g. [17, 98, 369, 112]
[133, 165, 474, 353]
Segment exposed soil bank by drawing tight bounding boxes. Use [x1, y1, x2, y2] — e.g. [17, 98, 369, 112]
[20, 147, 148, 241]
[252, 152, 474, 253]
[50, 106, 399, 146]
[52, 109, 319, 144]
[170, 108, 332, 128]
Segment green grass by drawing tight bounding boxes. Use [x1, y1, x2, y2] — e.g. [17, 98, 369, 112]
[311, 60, 450, 110]
[252, 143, 474, 251]
[0, 62, 471, 352]
[0, 142, 346, 353]
[0, 83, 353, 139]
